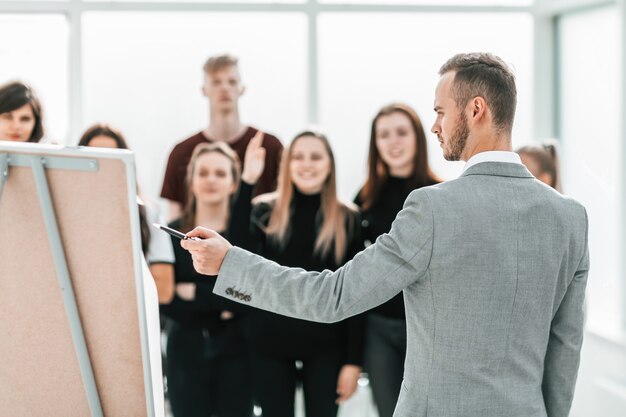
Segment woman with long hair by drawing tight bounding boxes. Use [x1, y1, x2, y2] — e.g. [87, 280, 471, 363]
[231, 130, 364, 417]
[0, 81, 44, 143]
[516, 140, 561, 192]
[161, 141, 254, 417]
[355, 103, 440, 417]
[78, 123, 175, 302]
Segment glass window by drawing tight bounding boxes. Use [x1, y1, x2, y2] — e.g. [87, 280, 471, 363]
[559, 6, 621, 334]
[0, 14, 69, 143]
[81, 11, 307, 200]
[319, 0, 532, 5]
[318, 12, 534, 199]
[84, 0, 304, 3]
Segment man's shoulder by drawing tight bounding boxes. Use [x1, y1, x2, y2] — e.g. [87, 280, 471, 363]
[421, 174, 587, 221]
[170, 131, 206, 155]
[549, 187, 587, 220]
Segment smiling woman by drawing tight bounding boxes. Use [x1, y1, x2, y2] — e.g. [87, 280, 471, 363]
[0, 81, 44, 143]
[227, 130, 366, 417]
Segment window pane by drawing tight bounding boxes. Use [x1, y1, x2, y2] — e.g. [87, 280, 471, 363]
[319, 0, 532, 5]
[559, 6, 621, 333]
[319, 12, 534, 199]
[0, 14, 69, 143]
[82, 12, 307, 201]
[84, 0, 304, 3]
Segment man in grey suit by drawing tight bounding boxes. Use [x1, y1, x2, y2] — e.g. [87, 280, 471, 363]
[181, 53, 589, 417]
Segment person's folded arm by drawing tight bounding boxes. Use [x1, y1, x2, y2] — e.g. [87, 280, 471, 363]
[159, 294, 198, 324]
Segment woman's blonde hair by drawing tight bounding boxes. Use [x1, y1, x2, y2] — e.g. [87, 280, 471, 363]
[181, 142, 241, 231]
[255, 130, 356, 264]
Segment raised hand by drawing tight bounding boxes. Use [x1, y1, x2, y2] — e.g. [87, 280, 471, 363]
[241, 130, 266, 185]
[180, 227, 233, 276]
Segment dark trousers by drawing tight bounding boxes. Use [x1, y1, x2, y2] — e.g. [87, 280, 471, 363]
[253, 352, 343, 417]
[167, 324, 253, 417]
[364, 314, 407, 417]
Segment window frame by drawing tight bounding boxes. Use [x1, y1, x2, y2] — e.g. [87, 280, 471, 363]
[1, 0, 623, 332]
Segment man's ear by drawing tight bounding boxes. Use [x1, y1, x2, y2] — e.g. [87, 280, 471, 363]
[201, 84, 209, 97]
[239, 85, 246, 97]
[469, 96, 487, 122]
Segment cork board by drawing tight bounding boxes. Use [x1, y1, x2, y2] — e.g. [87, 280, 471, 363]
[0, 144, 157, 417]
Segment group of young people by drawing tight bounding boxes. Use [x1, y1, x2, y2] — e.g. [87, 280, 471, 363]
[0, 54, 561, 417]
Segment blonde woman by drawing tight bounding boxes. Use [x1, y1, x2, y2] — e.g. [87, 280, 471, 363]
[161, 142, 253, 417]
[230, 131, 364, 417]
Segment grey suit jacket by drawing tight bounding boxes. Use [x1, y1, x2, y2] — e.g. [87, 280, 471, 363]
[214, 162, 589, 417]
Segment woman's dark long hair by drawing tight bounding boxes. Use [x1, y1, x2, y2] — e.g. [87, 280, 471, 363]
[0, 81, 44, 143]
[359, 103, 440, 210]
[78, 124, 129, 149]
[79, 123, 150, 254]
[516, 140, 561, 192]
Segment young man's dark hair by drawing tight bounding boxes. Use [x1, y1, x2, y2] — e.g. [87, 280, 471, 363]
[439, 52, 517, 135]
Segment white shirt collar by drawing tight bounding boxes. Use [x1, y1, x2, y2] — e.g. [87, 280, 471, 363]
[463, 151, 523, 172]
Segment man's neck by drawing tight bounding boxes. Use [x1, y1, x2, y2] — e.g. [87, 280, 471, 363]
[461, 132, 512, 162]
[205, 110, 246, 143]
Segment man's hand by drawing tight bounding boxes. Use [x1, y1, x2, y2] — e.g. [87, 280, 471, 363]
[241, 130, 266, 185]
[336, 364, 361, 404]
[180, 227, 233, 276]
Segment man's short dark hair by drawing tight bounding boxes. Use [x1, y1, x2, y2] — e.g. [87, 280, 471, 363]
[439, 53, 517, 135]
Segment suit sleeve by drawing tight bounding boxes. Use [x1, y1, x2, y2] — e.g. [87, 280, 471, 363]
[193, 280, 252, 314]
[542, 209, 590, 417]
[213, 188, 434, 323]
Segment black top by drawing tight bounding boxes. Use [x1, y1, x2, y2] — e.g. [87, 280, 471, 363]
[231, 182, 365, 365]
[159, 220, 250, 356]
[354, 176, 419, 319]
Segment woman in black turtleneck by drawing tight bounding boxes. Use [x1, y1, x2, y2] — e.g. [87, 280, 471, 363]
[160, 142, 254, 417]
[230, 130, 365, 417]
[355, 103, 441, 417]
